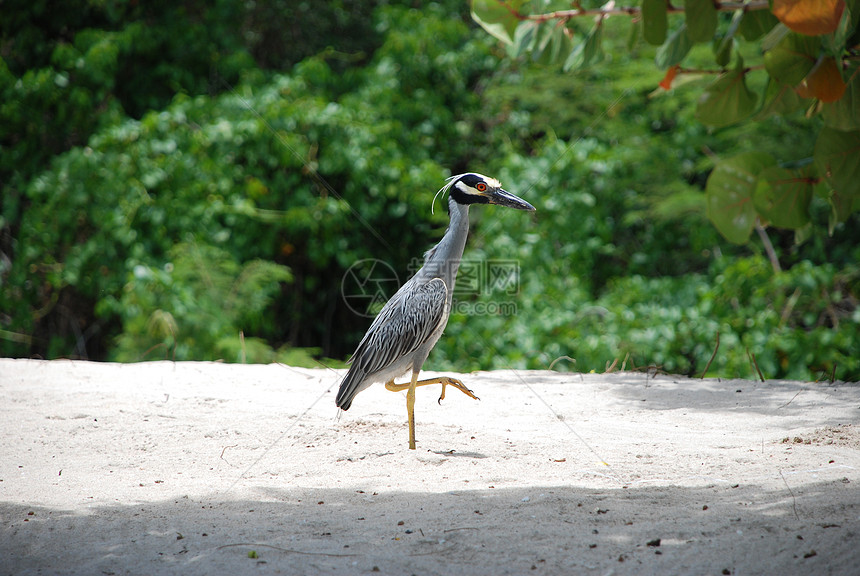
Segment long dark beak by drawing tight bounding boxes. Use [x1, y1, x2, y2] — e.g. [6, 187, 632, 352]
[489, 188, 536, 211]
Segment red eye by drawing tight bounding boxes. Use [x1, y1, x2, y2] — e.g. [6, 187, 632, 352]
[476, 182, 488, 192]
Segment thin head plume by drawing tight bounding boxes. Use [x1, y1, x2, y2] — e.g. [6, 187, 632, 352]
[431, 173, 462, 215]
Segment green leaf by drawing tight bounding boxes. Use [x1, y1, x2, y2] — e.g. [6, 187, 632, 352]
[642, 0, 668, 46]
[627, 16, 641, 50]
[822, 62, 860, 130]
[752, 165, 814, 229]
[706, 152, 776, 244]
[849, 0, 860, 28]
[712, 35, 733, 67]
[534, 22, 573, 66]
[564, 23, 604, 71]
[655, 24, 692, 69]
[686, 0, 718, 43]
[814, 127, 860, 198]
[761, 22, 791, 51]
[471, 0, 521, 45]
[827, 189, 858, 233]
[696, 57, 758, 127]
[713, 10, 744, 67]
[763, 32, 820, 85]
[794, 222, 814, 244]
[551, 24, 573, 66]
[512, 20, 539, 58]
[532, 21, 556, 63]
[758, 77, 805, 118]
[739, 9, 780, 40]
[829, 0, 855, 48]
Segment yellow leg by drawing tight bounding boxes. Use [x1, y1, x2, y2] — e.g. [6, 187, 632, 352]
[384, 374, 480, 450]
[385, 376, 479, 404]
[407, 372, 418, 450]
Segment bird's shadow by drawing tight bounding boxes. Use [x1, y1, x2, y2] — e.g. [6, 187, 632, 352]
[430, 449, 488, 459]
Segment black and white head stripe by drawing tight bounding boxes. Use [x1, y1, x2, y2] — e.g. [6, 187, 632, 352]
[432, 172, 501, 212]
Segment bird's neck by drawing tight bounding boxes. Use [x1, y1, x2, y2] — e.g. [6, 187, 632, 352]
[422, 198, 470, 290]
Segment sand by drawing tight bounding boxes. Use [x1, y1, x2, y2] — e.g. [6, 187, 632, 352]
[1, 358, 858, 575]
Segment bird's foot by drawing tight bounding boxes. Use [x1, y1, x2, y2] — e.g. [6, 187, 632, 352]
[385, 376, 480, 407]
[435, 377, 480, 405]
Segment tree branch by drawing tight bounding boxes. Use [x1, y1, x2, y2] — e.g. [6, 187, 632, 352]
[675, 64, 766, 76]
[520, 0, 771, 22]
[755, 220, 782, 274]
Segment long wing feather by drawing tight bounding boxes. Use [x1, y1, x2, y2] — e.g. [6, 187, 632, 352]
[336, 278, 447, 410]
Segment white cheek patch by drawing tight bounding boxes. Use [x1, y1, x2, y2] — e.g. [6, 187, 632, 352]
[435, 173, 501, 213]
[455, 179, 497, 197]
[454, 181, 471, 194]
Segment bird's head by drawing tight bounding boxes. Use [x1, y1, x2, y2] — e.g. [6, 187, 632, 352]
[438, 173, 536, 212]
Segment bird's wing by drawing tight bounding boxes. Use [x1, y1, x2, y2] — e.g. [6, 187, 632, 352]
[336, 277, 447, 410]
[352, 277, 448, 377]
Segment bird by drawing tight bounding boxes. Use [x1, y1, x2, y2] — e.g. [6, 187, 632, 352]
[336, 172, 535, 449]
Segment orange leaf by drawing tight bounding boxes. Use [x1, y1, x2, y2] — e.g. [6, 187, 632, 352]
[771, 0, 845, 35]
[796, 56, 847, 102]
[659, 65, 680, 90]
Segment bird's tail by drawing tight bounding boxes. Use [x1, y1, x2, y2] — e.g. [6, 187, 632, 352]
[335, 365, 364, 411]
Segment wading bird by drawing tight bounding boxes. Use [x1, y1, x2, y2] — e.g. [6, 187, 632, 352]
[336, 173, 535, 449]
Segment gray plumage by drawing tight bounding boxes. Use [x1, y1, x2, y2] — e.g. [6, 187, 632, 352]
[336, 172, 534, 412]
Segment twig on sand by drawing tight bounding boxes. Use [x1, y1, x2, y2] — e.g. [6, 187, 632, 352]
[548, 355, 576, 371]
[220, 444, 239, 466]
[605, 358, 618, 373]
[777, 390, 803, 410]
[699, 331, 720, 379]
[548, 355, 584, 381]
[779, 470, 800, 521]
[216, 543, 357, 557]
[746, 348, 765, 382]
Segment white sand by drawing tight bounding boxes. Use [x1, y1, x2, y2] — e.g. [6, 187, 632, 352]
[1, 358, 858, 575]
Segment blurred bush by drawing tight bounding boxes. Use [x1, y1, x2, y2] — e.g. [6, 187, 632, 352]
[432, 141, 860, 381]
[115, 241, 292, 363]
[1, 1, 858, 380]
[1, 3, 496, 361]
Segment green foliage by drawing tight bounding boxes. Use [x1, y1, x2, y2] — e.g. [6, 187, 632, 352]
[3, 1, 858, 382]
[686, 0, 718, 44]
[695, 56, 758, 127]
[114, 241, 293, 363]
[437, 212, 860, 380]
[642, 0, 669, 46]
[0, 0, 388, 247]
[815, 126, 860, 197]
[1, 3, 501, 361]
[472, 0, 521, 44]
[470, 0, 860, 242]
[706, 152, 775, 244]
[753, 165, 815, 229]
[430, 137, 859, 381]
[0, 1, 254, 201]
[763, 32, 819, 86]
[570, 256, 860, 380]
